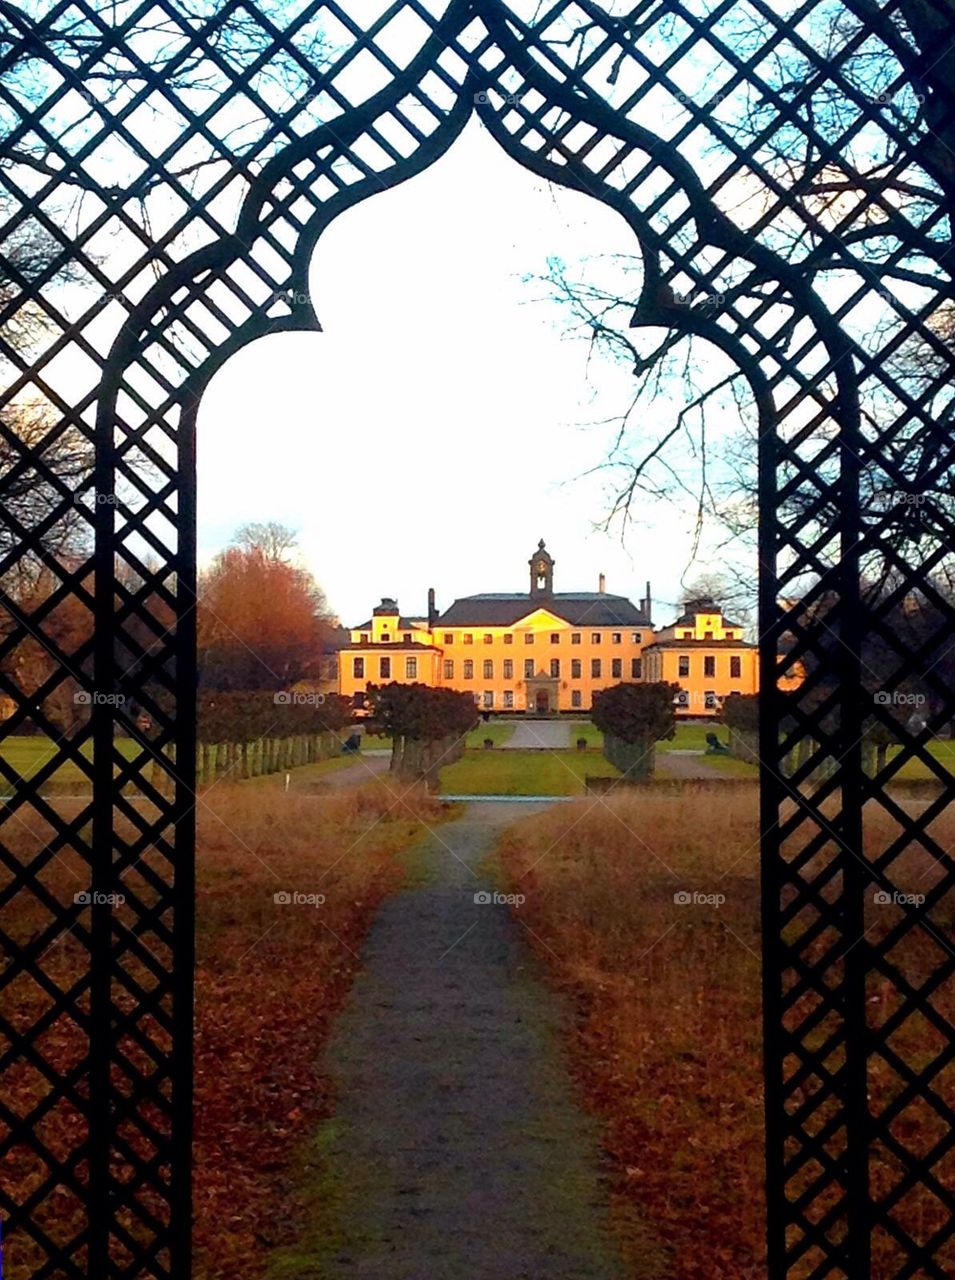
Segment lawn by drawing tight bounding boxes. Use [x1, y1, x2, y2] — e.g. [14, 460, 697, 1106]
[0, 735, 140, 792]
[497, 786, 955, 1280]
[439, 748, 620, 796]
[465, 720, 517, 747]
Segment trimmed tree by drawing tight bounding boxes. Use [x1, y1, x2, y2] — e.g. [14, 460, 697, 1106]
[366, 683, 479, 789]
[722, 692, 760, 765]
[591, 682, 679, 780]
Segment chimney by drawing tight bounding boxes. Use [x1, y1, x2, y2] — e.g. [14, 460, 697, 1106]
[427, 587, 437, 629]
[598, 572, 606, 594]
[643, 581, 652, 617]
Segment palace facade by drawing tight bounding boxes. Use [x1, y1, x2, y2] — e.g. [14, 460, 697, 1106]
[335, 541, 761, 715]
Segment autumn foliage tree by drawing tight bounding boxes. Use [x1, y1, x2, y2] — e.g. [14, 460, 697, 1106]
[197, 524, 333, 692]
[365, 683, 478, 788]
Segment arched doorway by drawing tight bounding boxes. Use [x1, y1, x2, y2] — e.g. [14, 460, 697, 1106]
[1, 1, 952, 1274]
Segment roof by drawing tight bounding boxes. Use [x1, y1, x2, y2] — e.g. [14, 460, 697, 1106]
[643, 638, 756, 650]
[436, 593, 652, 628]
[351, 617, 426, 631]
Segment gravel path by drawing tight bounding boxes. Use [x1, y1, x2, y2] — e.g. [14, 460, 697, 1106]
[315, 802, 629, 1279]
[501, 719, 572, 750]
[654, 750, 728, 781]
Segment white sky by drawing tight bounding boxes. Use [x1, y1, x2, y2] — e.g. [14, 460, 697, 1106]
[197, 116, 749, 628]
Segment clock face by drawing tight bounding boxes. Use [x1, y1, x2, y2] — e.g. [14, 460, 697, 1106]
[535, 561, 548, 575]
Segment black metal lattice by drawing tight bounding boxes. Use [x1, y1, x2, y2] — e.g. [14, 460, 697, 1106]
[1, 0, 954, 1275]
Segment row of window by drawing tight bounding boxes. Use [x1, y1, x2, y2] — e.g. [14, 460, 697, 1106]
[353, 656, 418, 680]
[445, 631, 642, 646]
[677, 655, 743, 678]
[475, 690, 588, 709]
[352, 656, 645, 681]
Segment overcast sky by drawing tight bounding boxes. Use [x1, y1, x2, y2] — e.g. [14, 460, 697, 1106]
[196, 116, 749, 628]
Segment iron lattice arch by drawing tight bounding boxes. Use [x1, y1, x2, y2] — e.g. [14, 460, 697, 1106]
[1, 0, 954, 1275]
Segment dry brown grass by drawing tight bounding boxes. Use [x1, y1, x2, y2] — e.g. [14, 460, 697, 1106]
[0, 778, 448, 1280]
[497, 782, 955, 1279]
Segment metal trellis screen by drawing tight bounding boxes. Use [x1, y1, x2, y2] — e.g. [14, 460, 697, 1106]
[0, 0, 953, 1275]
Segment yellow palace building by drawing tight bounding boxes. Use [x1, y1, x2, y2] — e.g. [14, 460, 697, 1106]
[336, 540, 762, 716]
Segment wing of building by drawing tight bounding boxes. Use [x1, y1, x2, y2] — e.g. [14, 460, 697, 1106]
[337, 541, 761, 715]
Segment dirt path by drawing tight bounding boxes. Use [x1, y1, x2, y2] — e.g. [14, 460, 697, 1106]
[311, 754, 391, 790]
[311, 802, 630, 1279]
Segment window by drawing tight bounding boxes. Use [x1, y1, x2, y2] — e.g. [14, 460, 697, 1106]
[463, 659, 474, 679]
[611, 658, 622, 678]
[503, 690, 514, 709]
[550, 658, 560, 678]
[550, 633, 560, 644]
[380, 656, 391, 678]
[443, 633, 454, 644]
[571, 659, 582, 678]
[483, 659, 493, 679]
[524, 632, 534, 644]
[524, 659, 534, 678]
[503, 633, 513, 645]
[362, 632, 370, 642]
[679, 655, 690, 677]
[571, 690, 582, 709]
[730, 655, 742, 678]
[592, 632, 601, 644]
[482, 691, 494, 709]
[403, 632, 412, 643]
[464, 633, 473, 644]
[704, 691, 719, 710]
[381, 632, 391, 642]
[704, 655, 716, 678]
[704, 631, 714, 640]
[682, 631, 692, 638]
[612, 632, 622, 644]
[571, 633, 581, 645]
[631, 632, 642, 644]
[675, 689, 690, 707]
[353, 657, 365, 678]
[591, 658, 602, 678]
[405, 657, 417, 678]
[503, 659, 513, 680]
[353, 691, 366, 709]
[483, 633, 493, 644]
[443, 659, 454, 679]
[631, 657, 642, 679]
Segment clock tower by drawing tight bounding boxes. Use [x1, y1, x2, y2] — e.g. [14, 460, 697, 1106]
[529, 539, 555, 598]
